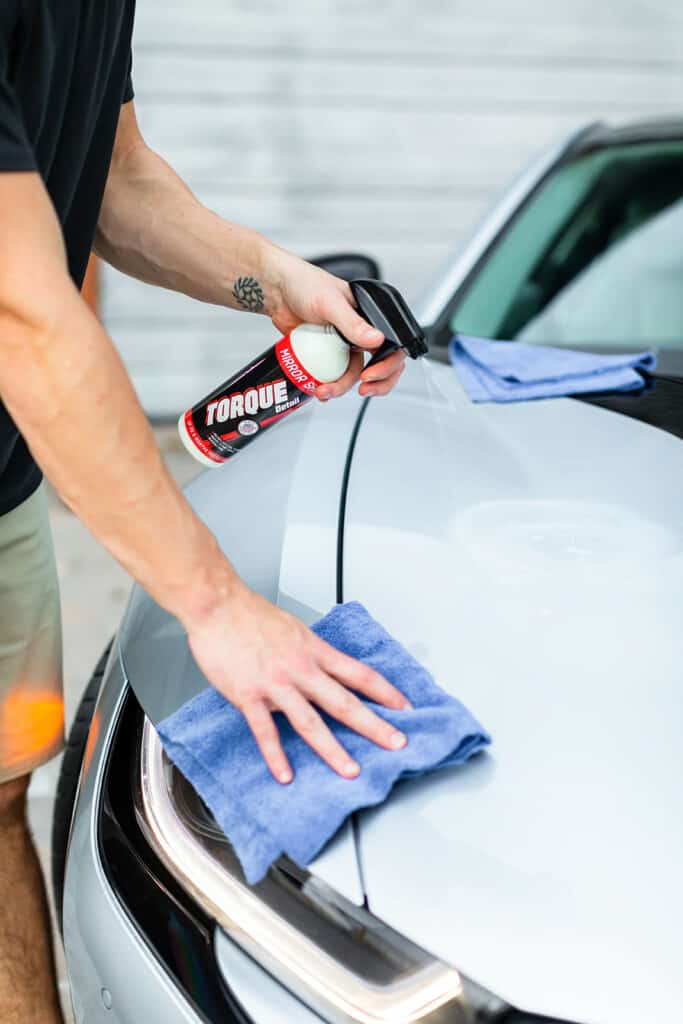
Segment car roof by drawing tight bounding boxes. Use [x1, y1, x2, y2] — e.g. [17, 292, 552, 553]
[570, 117, 683, 156]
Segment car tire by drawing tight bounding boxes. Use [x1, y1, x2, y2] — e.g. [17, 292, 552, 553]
[51, 641, 111, 931]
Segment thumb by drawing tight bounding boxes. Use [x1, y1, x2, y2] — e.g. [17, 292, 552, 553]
[324, 291, 384, 351]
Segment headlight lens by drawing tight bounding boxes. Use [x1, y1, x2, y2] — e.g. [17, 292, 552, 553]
[136, 719, 574, 1024]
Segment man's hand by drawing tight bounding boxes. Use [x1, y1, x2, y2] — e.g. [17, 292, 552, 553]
[187, 583, 410, 783]
[263, 247, 406, 401]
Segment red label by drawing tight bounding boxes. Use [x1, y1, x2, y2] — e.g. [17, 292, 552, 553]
[275, 336, 321, 394]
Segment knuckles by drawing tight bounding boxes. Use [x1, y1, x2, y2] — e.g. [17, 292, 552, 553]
[265, 668, 292, 695]
[356, 664, 378, 689]
[295, 707, 321, 736]
[334, 690, 359, 718]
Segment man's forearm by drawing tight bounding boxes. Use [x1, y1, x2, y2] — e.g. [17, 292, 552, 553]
[94, 102, 401, 390]
[95, 114, 280, 314]
[0, 173, 241, 633]
[4, 290, 241, 629]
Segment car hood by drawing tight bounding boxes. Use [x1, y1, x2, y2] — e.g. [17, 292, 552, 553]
[342, 362, 683, 1023]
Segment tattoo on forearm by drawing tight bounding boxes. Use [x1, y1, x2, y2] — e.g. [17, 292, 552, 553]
[232, 276, 265, 313]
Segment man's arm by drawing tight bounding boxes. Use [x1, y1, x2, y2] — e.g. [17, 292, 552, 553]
[0, 172, 409, 783]
[94, 102, 405, 399]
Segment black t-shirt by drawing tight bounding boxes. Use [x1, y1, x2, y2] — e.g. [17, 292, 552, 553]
[0, 0, 135, 516]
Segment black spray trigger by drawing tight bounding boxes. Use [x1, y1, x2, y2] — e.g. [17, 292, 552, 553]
[365, 338, 403, 369]
[347, 279, 429, 368]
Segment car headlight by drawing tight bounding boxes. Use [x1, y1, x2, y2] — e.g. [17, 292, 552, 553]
[136, 718, 575, 1024]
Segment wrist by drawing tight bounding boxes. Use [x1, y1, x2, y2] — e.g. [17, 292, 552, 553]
[255, 237, 289, 318]
[220, 229, 286, 319]
[171, 536, 246, 635]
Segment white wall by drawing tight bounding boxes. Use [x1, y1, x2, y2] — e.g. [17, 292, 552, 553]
[104, 0, 683, 416]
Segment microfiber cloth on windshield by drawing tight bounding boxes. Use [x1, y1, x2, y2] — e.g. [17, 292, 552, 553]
[449, 334, 655, 403]
[157, 601, 490, 885]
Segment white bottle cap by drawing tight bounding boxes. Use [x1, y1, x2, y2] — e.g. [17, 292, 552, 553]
[289, 324, 350, 383]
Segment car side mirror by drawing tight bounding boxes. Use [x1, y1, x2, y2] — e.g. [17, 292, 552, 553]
[309, 253, 382, 283]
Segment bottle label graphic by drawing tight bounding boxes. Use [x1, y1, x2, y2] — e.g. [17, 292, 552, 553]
[179, 325, 350, 466]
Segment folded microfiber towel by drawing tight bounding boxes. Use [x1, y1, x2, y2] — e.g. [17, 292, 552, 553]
[158, 601, 490, 885]
[449, 333, 655, 403]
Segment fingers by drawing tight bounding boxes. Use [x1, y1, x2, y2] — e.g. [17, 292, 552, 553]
[317, 347, 406, 402]
[315, 282, 409, 400]
[303, 673, 408, 753]
[317, 640, 411, 710]
[359, 349, 406, 398]
[359, 369, 403, 397]
[248, 643, 411, 780]
[360, 349, 405, 384]
[243, 701, 293, 784]
[316, 347, 364, 401]
[243, 653, 411, 782]
[274, 686, 362, 779]
[323, 288, 384, 351]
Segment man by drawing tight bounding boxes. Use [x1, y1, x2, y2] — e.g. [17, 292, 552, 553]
[0, 3, 408, 1021]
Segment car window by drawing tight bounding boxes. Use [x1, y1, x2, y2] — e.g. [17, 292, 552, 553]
[449, 141, 683, 370]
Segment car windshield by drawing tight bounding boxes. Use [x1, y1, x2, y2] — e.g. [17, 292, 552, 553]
[450, 139, 683, 374]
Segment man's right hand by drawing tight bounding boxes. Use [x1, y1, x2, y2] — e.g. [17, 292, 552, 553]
[186, 583, 410, 783]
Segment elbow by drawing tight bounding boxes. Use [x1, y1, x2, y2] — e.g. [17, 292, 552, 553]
[0, 295, 51, 347]
[93, 185, 128, 269]
[0, 278, 78, 361]
[92, 222, 114, 264]
[94, 140, 148, 265]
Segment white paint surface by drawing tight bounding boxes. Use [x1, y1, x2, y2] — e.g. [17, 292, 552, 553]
[342, 360, 683, 1023]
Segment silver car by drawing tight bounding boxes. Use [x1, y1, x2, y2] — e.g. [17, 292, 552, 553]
[54, 117, 683, 1024]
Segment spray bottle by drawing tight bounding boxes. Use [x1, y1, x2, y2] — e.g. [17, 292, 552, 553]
[178, 279, 428, 467]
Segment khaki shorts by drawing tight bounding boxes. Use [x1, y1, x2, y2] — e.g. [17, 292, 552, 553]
[0, 483, 64, 783]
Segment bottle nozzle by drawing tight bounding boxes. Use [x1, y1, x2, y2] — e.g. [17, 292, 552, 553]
[348, 279, 428, 368]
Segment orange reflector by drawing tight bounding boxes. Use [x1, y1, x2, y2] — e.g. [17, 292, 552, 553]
[82, 709, 100, 776]
[0, 690, 65, 769]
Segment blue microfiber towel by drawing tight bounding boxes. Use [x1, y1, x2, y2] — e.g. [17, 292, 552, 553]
[157, 601, 490, 885]
[449, 333, 655, 403]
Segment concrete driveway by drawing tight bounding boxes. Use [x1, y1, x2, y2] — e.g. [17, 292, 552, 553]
[27, 427, 199, 1021]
